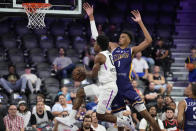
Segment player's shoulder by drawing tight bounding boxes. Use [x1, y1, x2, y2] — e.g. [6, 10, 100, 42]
[100, 50, 112, 56]
[112, 46, 120, 53]
[100, 50, 110, 54]
[109, 42, 118, 51]
[97, 52, 106, 57]
[95, 53, 106, 63]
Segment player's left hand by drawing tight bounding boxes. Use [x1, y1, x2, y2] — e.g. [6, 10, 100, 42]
[131, 10, 142, 23]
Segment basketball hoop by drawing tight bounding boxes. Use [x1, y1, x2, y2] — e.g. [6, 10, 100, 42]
[22, 3, 51, 29]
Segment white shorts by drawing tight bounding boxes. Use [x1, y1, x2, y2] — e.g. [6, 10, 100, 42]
[84, 82, 118, 114]
[84, 84, 99, 97]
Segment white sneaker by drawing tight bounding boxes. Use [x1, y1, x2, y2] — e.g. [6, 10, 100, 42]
[122, 115, 136, 130]
[117, 117, 130, 127]
[56, 116, 76, 127]
[117, 116, 135, 129]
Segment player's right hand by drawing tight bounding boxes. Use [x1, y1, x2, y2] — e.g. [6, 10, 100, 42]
[83, 2, 94, 17]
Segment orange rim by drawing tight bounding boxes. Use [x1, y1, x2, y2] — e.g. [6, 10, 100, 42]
[22, 3, 51, 9]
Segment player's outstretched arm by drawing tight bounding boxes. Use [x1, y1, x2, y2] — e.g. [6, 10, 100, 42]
[83, 2, 98, 40]
[131, 10, 152, 55]
[177, 100, 186, 129]
[86, 54, 105, 78]
[83, 2, 118, 51]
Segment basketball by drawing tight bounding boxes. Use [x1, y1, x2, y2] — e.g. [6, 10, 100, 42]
[72, 67, 86, 81]
[187, 63, 195, 71]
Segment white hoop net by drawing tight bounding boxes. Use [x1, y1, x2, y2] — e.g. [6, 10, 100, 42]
[22, 3, 51, 29]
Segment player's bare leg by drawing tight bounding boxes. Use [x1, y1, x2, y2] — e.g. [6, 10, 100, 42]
[68, 87, 86, 120]
[72, 88, 85, 110]
[96, 113, 117, 123]
[140, 109, 161, 131]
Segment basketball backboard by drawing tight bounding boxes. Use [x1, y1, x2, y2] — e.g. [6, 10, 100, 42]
[0, 0, 83, 16]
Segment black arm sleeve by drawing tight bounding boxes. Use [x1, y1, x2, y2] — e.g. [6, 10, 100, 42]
[46, 111, 54, 121]
[144, 88, 150, 95]
[30, 114, 37, 125]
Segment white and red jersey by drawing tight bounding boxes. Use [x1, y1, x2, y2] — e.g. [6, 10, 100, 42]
[98, 50, 117, 84]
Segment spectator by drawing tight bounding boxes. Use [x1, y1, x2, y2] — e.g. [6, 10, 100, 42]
[32, 94, 51, 114]
[162, 107, 178, 131]
[4, 105, 24, 131]
[162, 101, 178, 121]
[97, 24, 104, 35]
[83, 49, 95, 70]
[69, 81, 82, 99]
[106, 24, 119, 42]
[0, 65, 27, 94]
[144, 82, 159, 105]
[132, 108, 143, 128]
[60, 86, 72, 104]
[78, 114, 94, 131]
[0, 100, 7, 131]
[53, 47, 75, 80]
[185, 47, 196, 82]
[30, 101, 54, 129]
[164, 95, 173, 107]
[17, 100, 31, 128]
[139, 105, 165, 131]
[156, 95, 165, 119]
[169, 101, 178, 117]
[76, 103, 87, 121]
[91, 111, 106, 131]
[21, 65, 41, 94]
[153, 39, 172, 76]
[52, 94, 73, 117]
[132, 52, 149, 80]
[86, 96, 98, 111]
[132, 80, 144, 101]
[142, 46, 155, 68]
[148, 66, 173, 95]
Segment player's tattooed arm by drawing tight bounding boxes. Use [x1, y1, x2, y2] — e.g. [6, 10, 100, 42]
[131, 10, 152, 55]
[86, 53, 105, 78]
[177, 100, 186, 129]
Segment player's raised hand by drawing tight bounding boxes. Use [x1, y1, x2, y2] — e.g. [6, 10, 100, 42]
[83, 2, 94, 17]
[131, 10, 142, 23]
